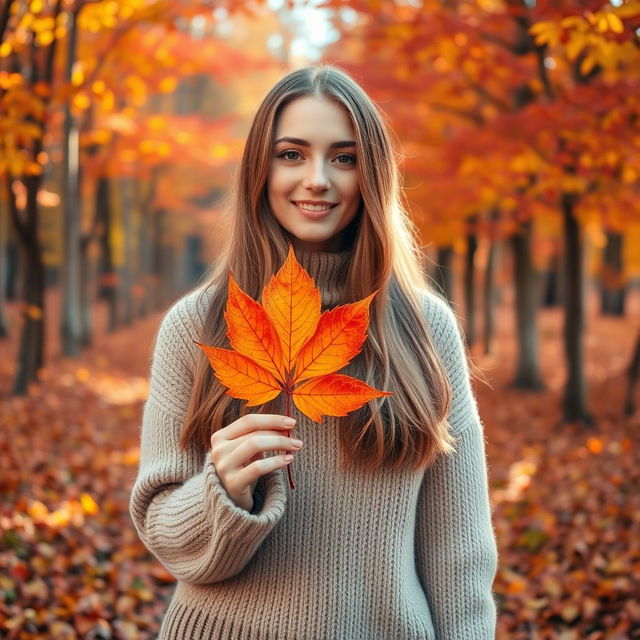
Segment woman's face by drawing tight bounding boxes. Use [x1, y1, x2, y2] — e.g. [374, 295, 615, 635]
[267, 95, 362, 252]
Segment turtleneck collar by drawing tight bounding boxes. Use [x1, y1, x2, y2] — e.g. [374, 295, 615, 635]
[293, 246, 353, 309]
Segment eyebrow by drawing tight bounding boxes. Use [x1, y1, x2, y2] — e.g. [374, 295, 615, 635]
[273, 137, 356, 149]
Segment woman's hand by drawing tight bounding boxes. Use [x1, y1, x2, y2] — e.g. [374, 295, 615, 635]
[210, 414, 303, 512]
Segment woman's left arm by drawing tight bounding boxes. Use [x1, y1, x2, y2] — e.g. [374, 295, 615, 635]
[416, 293, 499, 639]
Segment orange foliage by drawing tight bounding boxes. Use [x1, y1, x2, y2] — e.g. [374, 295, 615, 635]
[195, 245, 392, 423]
[321, 0, 640, 252]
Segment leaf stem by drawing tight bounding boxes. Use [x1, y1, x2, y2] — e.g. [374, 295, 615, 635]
[284, 391, 295, 490]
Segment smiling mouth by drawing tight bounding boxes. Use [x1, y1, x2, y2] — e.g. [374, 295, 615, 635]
[292, 201, 338, 212]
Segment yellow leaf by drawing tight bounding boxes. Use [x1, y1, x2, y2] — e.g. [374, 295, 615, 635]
[9, 156, 24, 176]
[580, 54, 597, 75]
[148, 116, 165, 131]
[19, 12, 34, 29]
[529, 21, 552, 35]
[560, 16, 584, 29]
[102, 15, 117, 28]
[91, 129, 112, 145]
[584, 10, 598, 26]
[159, 76, 177, 93]
[72, 92, 91, 110]
[212, 144, 228, 159]
[101, 90, 114, 111]
[25, 162, 43, 176]
[92, 80, 106, 94]
[534, 27, 559, 47]
[28, 500, 49, 520]
[606, 13, 624, 33]
[36, 30, 54, 46]
[139, 139, 155, 154]
[49, 506, 72, 528]
[0, 42, 12, 57]
[71, 64, 84, 87]
[596, 14, 609, 33]
[566, 34, 587, 60]
[80, 493, 99, 515]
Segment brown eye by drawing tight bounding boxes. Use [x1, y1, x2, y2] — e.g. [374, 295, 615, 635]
[336, 154, 356, 165]
[279, 150, 302, 161]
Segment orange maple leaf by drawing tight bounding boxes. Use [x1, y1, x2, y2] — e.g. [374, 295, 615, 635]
[195, 245, 393, 424]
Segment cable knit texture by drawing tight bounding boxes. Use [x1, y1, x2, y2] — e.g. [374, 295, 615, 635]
[129, 246, 498, 640]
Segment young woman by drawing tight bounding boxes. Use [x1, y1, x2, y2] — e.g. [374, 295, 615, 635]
[129, 64, 498, 639]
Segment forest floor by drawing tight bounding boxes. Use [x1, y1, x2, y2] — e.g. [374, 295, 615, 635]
[0, 287, 639, 640]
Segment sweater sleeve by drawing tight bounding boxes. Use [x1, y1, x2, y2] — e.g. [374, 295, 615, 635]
[128, 290, 287, 586]
[415, 293, 498, 639]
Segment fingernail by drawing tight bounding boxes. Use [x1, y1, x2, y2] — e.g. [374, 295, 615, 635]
[291, 439, 303, 447]
[284, 454, 294, 462]
[284, 417, 296, 426]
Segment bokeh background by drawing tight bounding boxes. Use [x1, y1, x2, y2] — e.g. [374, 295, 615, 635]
[1, 0, 639, 638]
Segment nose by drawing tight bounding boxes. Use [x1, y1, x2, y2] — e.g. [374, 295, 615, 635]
[302, 160, 330, 191]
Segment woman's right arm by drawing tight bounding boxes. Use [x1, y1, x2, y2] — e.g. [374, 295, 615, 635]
[128, 292, 291, 586]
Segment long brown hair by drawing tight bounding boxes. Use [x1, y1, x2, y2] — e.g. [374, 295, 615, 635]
[180, 63, 457, 471]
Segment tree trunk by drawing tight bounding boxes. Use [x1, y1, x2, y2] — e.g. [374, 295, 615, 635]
[625, 332, 640, 417]
[95, 176, 118, 331]
[562, 193, 592, 424]
[79, 235, 93, 347]
[484, 239, 498, 356]
[120, 178, 134, 325]
[6, 0, 60, 393]
[9, 176, 45, 395]
[184, 234, 205, 287]
[14, 240, 45, 394]
[541, 249, 563, 307]
[138, 210, 151, 318]
[600, 230, 626, 316]
[464, 232, 477, 346]
[0, 197, 9, 337]
[161, 242, 177, 305]
[6, 238, 18, 300]
[511, 221, 543, 389]
[152, 208, 166, 310]
[433, 245, 454, 305]
[60, 8, 82, 357]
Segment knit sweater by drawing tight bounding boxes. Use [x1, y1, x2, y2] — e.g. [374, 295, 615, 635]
[129, 246, 499, 640]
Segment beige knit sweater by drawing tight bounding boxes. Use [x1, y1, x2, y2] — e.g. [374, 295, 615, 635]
[129, 247, 498, 640]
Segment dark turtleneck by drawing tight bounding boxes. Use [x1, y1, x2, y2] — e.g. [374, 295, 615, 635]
[293, 245, 353, 309]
